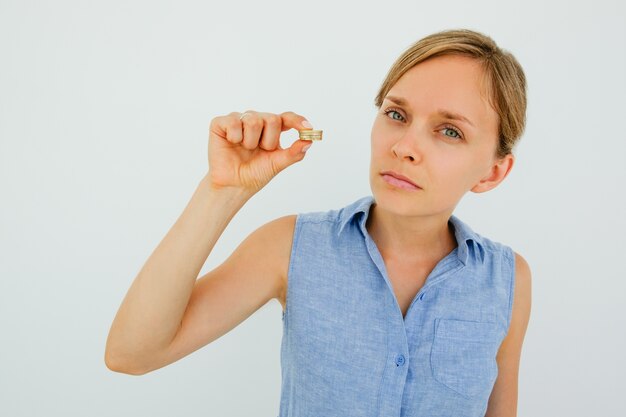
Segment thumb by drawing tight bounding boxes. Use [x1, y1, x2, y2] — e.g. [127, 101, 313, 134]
[272, 140, 313, 172]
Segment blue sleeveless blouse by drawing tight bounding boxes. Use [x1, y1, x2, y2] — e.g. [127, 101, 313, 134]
[278, 195, 515, 417]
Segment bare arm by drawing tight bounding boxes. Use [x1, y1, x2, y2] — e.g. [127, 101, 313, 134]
[105, 110, 313, 375]
[104, 174, 252, 374]
[484, 251, 532, 417]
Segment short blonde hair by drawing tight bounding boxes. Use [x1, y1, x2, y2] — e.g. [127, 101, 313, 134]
[374, 28, 527, 159]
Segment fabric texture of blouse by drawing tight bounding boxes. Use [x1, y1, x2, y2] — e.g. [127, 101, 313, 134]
[278, 195, 516, 417]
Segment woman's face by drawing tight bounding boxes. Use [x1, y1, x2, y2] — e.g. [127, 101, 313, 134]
[369, 54, 506, 216]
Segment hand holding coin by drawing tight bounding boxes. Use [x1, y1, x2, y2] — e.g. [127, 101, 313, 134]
[207, 110, 320, 195]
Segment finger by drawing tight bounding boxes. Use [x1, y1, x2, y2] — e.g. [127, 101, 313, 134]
[210, 114, 242, 144]
[279, 111, 313, 132]
[258, 113, 282, 151]
[240, 110, 263, 150]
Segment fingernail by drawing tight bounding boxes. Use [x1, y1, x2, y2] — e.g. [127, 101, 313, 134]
[301, 120, 313, 129]
[301, 144, 312, 153]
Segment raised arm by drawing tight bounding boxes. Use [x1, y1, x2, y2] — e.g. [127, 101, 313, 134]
[105, 110, 314, 374]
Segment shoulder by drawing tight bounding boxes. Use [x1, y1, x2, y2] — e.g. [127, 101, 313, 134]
[267, 208, 346, 309]
[474, 232, 531, 328]
[512, 251, 532, 319]
[513, 251, 532, 287]
[262, 214, 298, 272]
[259, 215, 297, 310]
[296, 207, 342, 224]
[466, 228, 531, 334]
[499, 250, 532, 353]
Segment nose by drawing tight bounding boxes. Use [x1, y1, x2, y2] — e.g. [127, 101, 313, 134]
[391, 132, 422, 163]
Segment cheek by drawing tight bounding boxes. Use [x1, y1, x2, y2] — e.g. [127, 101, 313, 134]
[371, 121, 396, 150]
[370, 119, 383, 141]
[370, 128, 386, 153]
[431, 156, 470, 187]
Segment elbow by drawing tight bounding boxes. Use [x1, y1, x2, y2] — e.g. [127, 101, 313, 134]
[104, 348, 149, 376]
[104, 348, 129, 374]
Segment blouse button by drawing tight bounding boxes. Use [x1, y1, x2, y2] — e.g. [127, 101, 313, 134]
[395, 354, 405, 366]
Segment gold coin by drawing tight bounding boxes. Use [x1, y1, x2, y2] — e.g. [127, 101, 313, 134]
[298, 129, 323, 135]
[299, 129, 323, 141]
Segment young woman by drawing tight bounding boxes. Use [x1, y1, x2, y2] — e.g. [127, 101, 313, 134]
[106, 28, 531, 417]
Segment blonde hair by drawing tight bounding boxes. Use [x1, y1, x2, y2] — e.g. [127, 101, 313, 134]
[374, 28, 527, 160]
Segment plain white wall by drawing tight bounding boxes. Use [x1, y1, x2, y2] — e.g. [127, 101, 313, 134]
[1, 0, 624, 416]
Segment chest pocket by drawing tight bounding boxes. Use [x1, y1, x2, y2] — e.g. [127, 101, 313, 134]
[430, 318, 502, 399]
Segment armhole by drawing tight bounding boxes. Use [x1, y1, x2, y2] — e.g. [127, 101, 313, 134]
[283, 213, 303, 324]
[504, 246, 516, 335]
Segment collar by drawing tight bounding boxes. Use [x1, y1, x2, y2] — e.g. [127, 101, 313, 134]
[337, 195, 485, 266]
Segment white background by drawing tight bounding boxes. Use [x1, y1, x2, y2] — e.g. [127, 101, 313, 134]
[1, 0, 625, 416]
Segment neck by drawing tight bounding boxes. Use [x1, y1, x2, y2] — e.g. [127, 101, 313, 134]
[365, 201, 457, 265]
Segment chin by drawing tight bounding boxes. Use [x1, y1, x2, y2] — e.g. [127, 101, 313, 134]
[372, 185, 414, 208]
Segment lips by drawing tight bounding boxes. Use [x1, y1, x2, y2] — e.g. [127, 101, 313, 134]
[380, 170, 421, 188]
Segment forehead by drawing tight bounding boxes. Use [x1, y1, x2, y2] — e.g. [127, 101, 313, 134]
[386, 55, 497, 130]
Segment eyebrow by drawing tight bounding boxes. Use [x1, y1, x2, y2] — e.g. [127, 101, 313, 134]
[384, 95, 476, 128]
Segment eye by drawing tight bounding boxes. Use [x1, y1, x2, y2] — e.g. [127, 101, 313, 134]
[382, 107, 465, 141]
[382, 107, 406, 122]
[440, 124, 464, 140]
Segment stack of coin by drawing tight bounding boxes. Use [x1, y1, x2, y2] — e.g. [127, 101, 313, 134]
[298, 129, 323, 141]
